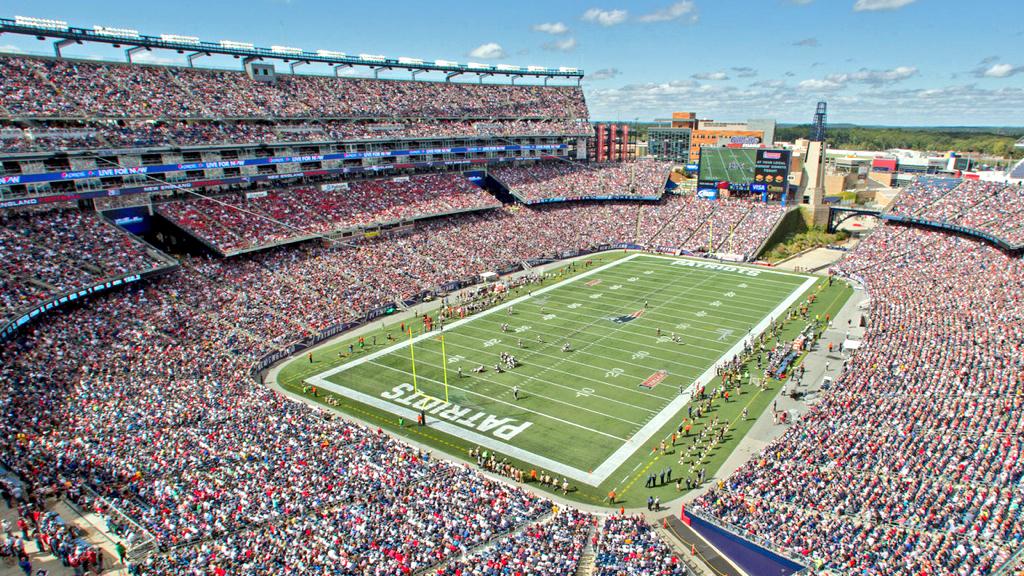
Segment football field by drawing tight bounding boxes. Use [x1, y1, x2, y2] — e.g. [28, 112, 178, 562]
[298, 253, 815, 486]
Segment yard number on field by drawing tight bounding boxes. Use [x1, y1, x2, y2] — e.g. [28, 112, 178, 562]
[576, 387, 595, 398]
[605, 367, 624, 378]
[483, 338, 502, 348]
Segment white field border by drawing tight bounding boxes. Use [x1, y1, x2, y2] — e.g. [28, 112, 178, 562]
[304, 253, 817, 486]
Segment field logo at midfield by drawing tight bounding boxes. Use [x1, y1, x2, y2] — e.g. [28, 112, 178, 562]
[640, 370, 668, 389]
[609, 309, 645, 324]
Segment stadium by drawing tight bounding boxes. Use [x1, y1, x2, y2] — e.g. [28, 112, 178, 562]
[0, 7, 1023, 576]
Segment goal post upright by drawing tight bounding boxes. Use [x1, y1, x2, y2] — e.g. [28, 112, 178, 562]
[440, 332, 450, 403]
[408, 327, 419, 394]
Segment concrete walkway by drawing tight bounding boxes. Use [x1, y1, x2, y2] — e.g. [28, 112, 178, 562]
[0, 498, 129, 576]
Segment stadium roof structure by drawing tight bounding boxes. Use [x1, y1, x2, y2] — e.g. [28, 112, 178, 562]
[1, 15, 584, 84]
[1016, 136, 1024, 149]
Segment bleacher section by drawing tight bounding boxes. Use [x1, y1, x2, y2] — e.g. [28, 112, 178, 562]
[156, 173, 501, 254]
[0, 208, 174, 324]
[491, 159, 673, 203]
[885, 177, 1024, 248]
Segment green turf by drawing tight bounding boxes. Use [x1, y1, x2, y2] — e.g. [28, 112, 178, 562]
[278, 252, 851, 506]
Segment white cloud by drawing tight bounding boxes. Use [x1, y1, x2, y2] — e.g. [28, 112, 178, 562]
[468, 42, 506, 59]
[692, 71, 729, 80]
[637, 1, 698, 23]
[790, 0, 814, 4]
[853, 0, 916, 11]
[843, 66, 918, 84]
[584, 76, 1024, 125]
[543, 37, 577, 52]
[982, 63, 1023, 78]
[798, 78, 845, 91]
[798, 66, 918, 92]
[582, 8, 628, 26]
[587, 68, 621, 81]
[732, 67, 757, 78]
[533, 22, 569, 34]
[794, 37, 819, 47]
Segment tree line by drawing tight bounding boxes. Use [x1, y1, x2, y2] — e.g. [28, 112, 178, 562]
[775, 125, 1024, 159]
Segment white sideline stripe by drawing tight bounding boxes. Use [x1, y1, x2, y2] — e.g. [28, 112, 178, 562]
[589, 274, 819, 484]
[304, 373, 597, 482]
[308, 253, 641, 382]
[305, 253, 817, 486]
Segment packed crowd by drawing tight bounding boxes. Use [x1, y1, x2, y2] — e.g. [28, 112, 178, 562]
[694, 222, 1024, 574]
[435, 508, 595, 576]
[888, 177, 1024, 246]
[491, 160, 673, 202]
[633, 194, 786, 260]
[157, 173, 501, 253]
[595, 515, 686, 575]
[155, 179, 784, 259]
[0, 118, 591, 152]
[0, 56, 588, 120]
[0, 202, 706, 574]
[0, 208, 169, 322]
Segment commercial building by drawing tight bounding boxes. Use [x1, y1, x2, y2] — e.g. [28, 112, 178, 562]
[648, 112, 775, 164]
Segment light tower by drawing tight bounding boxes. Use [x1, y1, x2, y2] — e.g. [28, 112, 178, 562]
[802, 101, 829, 226]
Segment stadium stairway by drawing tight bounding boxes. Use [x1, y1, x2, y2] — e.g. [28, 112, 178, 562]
[713, 205, 754, 254]
[680, 203, 718, 251]
[416, 511, 556, 575]
[573, 521, 599, 576]
[643, 195, 693, 246]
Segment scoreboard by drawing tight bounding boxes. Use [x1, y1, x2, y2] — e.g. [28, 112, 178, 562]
[752, 149, 792, 193]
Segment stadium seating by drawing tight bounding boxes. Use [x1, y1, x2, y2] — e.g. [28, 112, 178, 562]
[0, 55, 588, 120]
[595, 514, 687, 575]
[491, 159, 673, 202]
[156, 173, 501, 253]
[694, 222, 1024, 575]
[0, 118, 591, 152]
[0, 208, 168, 321]
[887, 177, 1024, 246]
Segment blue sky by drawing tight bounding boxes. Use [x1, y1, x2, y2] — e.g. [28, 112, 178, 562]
[1, 0, 1021, 125]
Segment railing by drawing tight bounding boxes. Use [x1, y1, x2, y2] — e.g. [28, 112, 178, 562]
[79, 484, 158, 559]
[686, 508, 811, 569]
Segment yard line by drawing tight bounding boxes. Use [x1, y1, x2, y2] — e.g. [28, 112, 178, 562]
[451, 321, 715, 376]
[540, 282, 770, 327]
[307, 253, 643, 383]
[409, 334, 677, 401]
[384, 342, 667, 411]
[364, 360, 641, 436]
[584, 269, 786, 311]
[585, 273, 819, 484]
[517, 256, 727, 397]
[537, 290, 770, 342]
